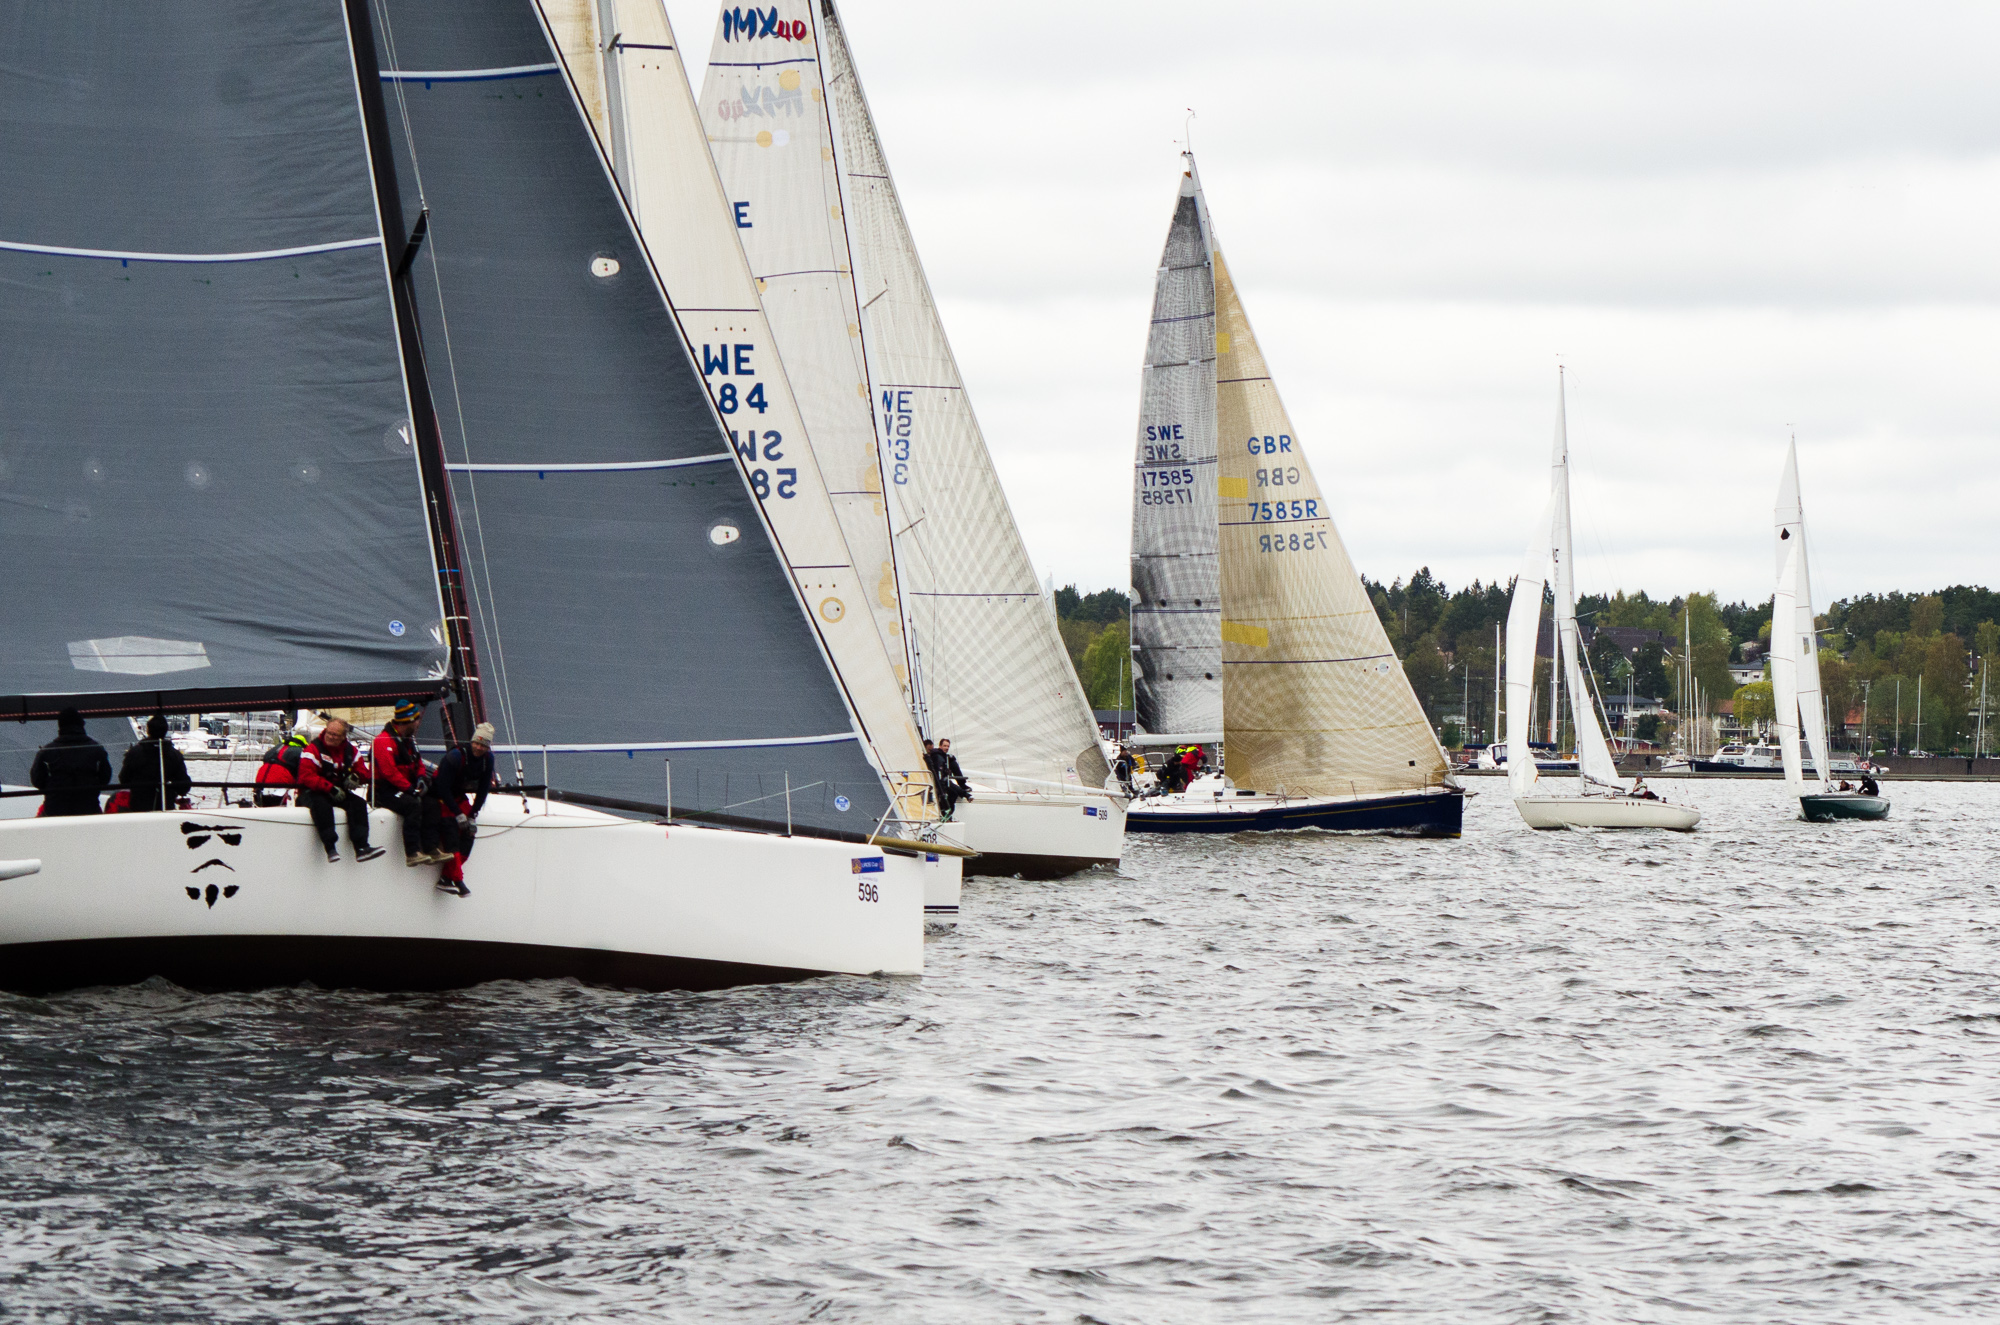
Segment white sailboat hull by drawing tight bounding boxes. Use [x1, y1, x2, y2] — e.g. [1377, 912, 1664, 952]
[1514, 795, 1700, 831]
[940, 791, 1125, 880]
[0, 800, 941, 993]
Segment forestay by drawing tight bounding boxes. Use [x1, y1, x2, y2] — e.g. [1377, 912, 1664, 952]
[370, 0, 889, 832]
[1549, 374, 1627, 792]
[1210, 231, 1447, 797]
[0, 1, 447, 738]
[544, 0, 932, 817]
[1130, 169, 1224, 739]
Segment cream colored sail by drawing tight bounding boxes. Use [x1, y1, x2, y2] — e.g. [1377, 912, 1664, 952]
[692, 1, 913, 723]
[814, 2, 1107, 787]
[1211, 248, 1449, 796]
[547, 0, 931, 814]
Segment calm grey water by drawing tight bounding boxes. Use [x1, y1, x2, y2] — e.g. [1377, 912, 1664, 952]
[4, 779, 1998, 1323]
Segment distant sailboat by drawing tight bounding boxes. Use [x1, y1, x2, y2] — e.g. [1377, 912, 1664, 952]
[694, 0, 1125, 878]
[1124, 157, 1463, 836]
[1772, 441, 1888, 821]
[1508, 372, 1699, 831]
[0, 0, 945, 992]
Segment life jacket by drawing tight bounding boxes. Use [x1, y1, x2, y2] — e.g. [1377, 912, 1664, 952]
[256, 736, 307, 786]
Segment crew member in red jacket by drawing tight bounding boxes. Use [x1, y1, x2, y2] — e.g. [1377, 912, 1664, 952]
[254, 731, 309, 807]
[371, 700, 445, 866]
[297, 718, 384, 864]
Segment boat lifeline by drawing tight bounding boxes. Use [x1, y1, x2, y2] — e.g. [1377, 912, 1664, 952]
[1507, 372, 1699, 831]
[1124, 156, 1462, 836]
[694, 0, 1125, 878]
[1771, 441, 1888, 822]
[0, 0, 948, 992]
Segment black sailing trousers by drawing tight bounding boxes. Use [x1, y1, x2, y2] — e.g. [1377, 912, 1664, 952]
[302, 789, 372, 853]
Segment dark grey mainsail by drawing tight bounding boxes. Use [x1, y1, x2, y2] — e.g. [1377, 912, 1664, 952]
[369, 0, 888, 831]
[1130, 174, 1223, 738]
[0, 1, 447, 773]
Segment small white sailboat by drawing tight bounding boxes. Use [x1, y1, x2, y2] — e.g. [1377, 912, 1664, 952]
[694, 0, 1125, 877]
[1771, 442, 1888, 822]
[1508, 373, 1698, 831]
[0, 0, 947, 991]
[1124, 157, 1463, 836]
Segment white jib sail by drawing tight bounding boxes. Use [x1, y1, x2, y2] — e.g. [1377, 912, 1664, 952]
[1507, 496, 1557, 799]
[549, 0, 932, 814]
[694, 2, 915, 729]
[797, 0, 1109, 789]
[1129, 162, 1224, 740]
[1549, 372, 1629, 793]
[1772, 542, 1806, 793]
[1774, 441, 1829, 788]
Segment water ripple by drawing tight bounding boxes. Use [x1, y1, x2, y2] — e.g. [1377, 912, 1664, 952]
[3, 780, 1999, 1320]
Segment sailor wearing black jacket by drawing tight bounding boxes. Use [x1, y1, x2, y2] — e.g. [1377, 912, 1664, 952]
[30, 708, 113, 816]
[427, 722, 496, 897]
[119, 714, 193, 812]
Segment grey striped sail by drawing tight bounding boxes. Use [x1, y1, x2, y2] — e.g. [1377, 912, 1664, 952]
[1130, 173, 1224, 739]
[0, 0, 448, 781]
[370, 0, 889, 831]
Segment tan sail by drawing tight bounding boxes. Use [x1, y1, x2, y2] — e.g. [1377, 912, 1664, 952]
[1211, 251, 1448, 796]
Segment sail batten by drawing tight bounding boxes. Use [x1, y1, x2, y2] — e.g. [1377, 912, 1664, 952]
[0, 0, 449, 739]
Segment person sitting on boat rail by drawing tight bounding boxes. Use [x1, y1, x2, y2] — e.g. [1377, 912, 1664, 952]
[297, 719, 385, 864]
[118, 714, 193, 813]
[1860, 774, 1881, 796]
[427, 722, 496, 899]
[1629, 778, 1660, 801]
[253, 731, 309, 807]
[30, 708, 113, 816]
[372, 700, 446, 867]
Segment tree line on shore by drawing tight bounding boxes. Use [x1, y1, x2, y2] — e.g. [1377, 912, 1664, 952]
[1052, 574, 2000, 754]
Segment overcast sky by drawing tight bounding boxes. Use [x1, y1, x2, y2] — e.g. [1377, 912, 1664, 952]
[664, 0, 2000, 609]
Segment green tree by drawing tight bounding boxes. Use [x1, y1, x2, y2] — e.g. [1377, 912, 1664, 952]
[1920, 633, 1970, 750]
[1733, 680, 1775, 733]
[1820, 654, 1858, 747]
[1910, 594, 1945, 639]
[1058, 618, 1098, 675]
[1079, 621, 1131, 710]
[1631, 641, 1669, 699]
[1401, 632, 1451, 723]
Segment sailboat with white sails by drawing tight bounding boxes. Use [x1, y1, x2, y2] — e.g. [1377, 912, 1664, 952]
[691, 0, 1126, 879]
[0, 0, 950, 992]
[1124, 157, 1464, 836]
[1508, 371, 1699, 830]
[538, 0, 966, 922]
[1772, 441, 1888, 822]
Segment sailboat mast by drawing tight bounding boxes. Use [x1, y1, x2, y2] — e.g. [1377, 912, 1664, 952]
[1493, 622, 1502, 748]
[343, 0, 484, 734]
